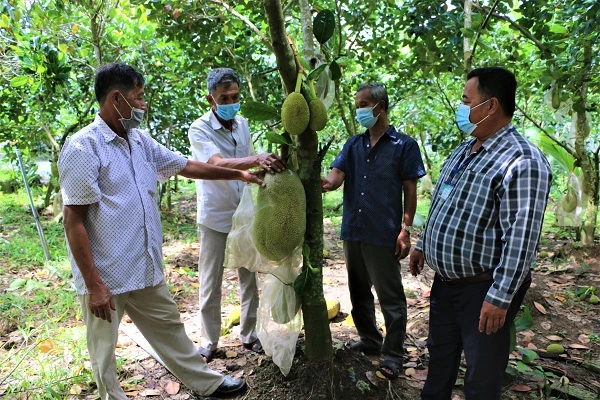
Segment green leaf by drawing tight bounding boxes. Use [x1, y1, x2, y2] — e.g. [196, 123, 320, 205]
[58, 43, 68, 53]
[293, 269, 309, 296]
[516, 361, 532, 372]
[307, 64, 328, 81]
[330, 60, 341, 81]
[265, 131, 288, 145]
[313, 9, 335, 44]
[10, 75, 30, 87]
[517, 348, 538, 364]
[549, 24, 567, 34]
[510, 320, 517, 351]
[8, 278, 28, 291]
[514, 305, 534, 332]
[24, 279, 48, 292]
[240, 101, 280, 121]
[526, 127, 575, 173]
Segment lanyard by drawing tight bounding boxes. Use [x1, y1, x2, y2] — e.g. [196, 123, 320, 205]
[446, 146, 484, 184]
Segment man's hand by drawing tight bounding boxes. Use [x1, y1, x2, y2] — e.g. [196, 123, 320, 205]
[478, 301, 508, 335]
[395, 230, 411, 260]
[321, 178, 334, 192]
[240, 170, 265, 186]
[409, 249, 424, 276]
[88, 283, 116, 322]
[257, 153, 287, 173]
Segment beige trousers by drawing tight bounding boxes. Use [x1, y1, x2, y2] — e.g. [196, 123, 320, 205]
[197, 224, 259, 350]
[79, 281, 223, 399]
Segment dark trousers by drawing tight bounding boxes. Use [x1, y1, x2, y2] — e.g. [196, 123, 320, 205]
[343, 241, 407, 363]
[421, 274, 530, 400]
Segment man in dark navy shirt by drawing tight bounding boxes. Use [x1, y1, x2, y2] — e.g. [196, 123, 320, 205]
[322, 82, 426, 379]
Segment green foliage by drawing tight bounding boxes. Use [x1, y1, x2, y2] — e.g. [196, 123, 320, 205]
[313, 10, 335, 45]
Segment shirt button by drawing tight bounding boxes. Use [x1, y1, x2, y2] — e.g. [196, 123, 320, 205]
[361, 192, 364, 195]
[359, 209, 362, 212]
[363, 175, 367, 178]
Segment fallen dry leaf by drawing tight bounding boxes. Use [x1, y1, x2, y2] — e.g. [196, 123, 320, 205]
[578, 334, 591, 344]
[546, 335, 563, 341]
[69, 384, 82, 395]
[366, 371, 379, 386]
[38, 339, 58, 354]
[568, 343, 589, 350]
[511, 384, 532, 392]
[554, 295, 566, 301]
[225, 350, 238, 358]
[527, 343, 538, 349]
[139, 389, 161, 396]
[534, 301, 547, 314]
[405, 367, 416, 377]
[375, 370, 387, 380]
[413, 369, 428, 381]
[165, 380, 180, 395]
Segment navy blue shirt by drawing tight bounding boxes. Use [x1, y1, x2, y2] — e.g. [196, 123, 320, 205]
[331, 125, 426, 249]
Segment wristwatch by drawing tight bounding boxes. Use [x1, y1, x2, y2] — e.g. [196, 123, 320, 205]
[403, 225, 414, 235]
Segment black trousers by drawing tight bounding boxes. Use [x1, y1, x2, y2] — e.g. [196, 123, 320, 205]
[421, 273, 531, 400]
[343, 241, 407, 363]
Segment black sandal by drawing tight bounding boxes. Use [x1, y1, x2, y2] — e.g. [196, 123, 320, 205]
[379, 359, 400, 380]
[242, 339, 264, 353]
[198, 345, 215, 362]
[346, 341, 381, 356]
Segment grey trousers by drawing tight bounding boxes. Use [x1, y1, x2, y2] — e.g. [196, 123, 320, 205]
[197, 224, 259, 350]
[343, 240, 407, 363]
[79, 281, 223, 399]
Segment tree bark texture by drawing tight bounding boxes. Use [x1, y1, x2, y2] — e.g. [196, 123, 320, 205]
[263, 0, 333, 361]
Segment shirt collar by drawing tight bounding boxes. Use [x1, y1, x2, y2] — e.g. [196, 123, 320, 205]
[364, 124, 398, 138]
[95, 114, 143, 144]
[466, 122, 514, 153]
[205, 109, 238, 132]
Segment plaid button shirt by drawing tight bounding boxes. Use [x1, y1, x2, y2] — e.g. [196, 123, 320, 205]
[416, 124, 552, 308]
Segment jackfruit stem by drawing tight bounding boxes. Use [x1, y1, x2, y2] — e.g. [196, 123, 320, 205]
[294, 72, 303, 93]
[308, 80, 317, 99]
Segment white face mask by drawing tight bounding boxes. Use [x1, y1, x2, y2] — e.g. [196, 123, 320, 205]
[114, 92, 144, 131]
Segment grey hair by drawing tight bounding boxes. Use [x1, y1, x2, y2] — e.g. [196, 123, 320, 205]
[357, 82, 389, 111]
[206, 68, 241, 94]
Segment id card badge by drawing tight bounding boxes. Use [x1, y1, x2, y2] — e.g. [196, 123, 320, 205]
[439, 183, 454, 200]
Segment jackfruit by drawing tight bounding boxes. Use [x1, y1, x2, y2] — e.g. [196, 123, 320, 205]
[281, 92, 310, 135]
[253, 170, 306, 262]
[561, 186, 578, 212]
[546, 344, 564, 354]
[326, 298, 340, 320]
[271, 289, 301, 324]
[309, 98, 328, 131]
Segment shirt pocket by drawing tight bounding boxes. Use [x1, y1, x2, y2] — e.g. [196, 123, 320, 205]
[137, 161, 158, 200]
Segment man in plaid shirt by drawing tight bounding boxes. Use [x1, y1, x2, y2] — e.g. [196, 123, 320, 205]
[410, 67, 552, 399]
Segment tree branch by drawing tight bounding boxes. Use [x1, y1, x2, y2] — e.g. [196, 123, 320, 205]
[516, 104, 577, 158]
[467, 0, 500, 66]
[472, 3, 551, 58]
[318, 135, 335, 161]
[263, 0, 297, 93]
[211, 0, 273, 52]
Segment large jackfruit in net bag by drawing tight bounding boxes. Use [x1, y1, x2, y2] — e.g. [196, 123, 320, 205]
[253, 170, 306, 262]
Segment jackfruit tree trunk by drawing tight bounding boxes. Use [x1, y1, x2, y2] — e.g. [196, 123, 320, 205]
[263, 0, 333, 361]
[574, 44, 598, 245]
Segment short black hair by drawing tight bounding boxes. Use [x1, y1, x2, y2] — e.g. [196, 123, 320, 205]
[206, 68, 241, 94]
[467, 67, 516, 117]
[94, 63, 145, 104]
[356, 82, 389, 111]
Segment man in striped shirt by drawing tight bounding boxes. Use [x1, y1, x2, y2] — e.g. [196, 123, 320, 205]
[410, 67, 552, 399]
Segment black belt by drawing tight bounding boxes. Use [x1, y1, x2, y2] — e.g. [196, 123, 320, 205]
[438, 269, 494, 286]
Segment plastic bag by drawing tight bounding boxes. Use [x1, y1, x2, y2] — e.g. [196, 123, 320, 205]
[257, 266, 303, 376]
[225, 184, 303, 375]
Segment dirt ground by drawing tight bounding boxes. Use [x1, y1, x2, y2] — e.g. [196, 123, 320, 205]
[87, 210, 599, 400]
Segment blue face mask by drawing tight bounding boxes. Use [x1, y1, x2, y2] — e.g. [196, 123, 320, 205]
[355, 101, 381, 129]
[455, 99, 490, 134]
[215, 102, 240, 121]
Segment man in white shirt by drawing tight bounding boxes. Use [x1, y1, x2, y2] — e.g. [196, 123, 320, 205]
[188, 68, 286, 361]
[59, 63, 260, 399]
